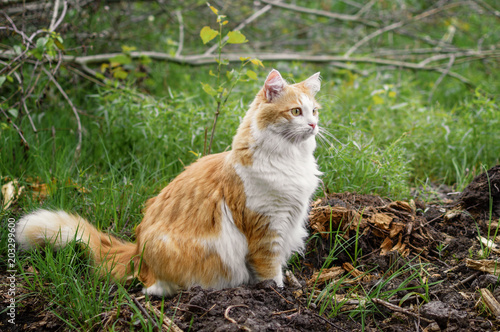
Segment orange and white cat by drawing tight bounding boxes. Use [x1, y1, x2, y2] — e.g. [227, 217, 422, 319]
[16, 69, 322, 296]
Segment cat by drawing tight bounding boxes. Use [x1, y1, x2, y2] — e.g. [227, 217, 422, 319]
[16, 69, 322, 296]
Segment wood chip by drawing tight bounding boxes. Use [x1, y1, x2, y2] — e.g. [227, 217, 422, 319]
[480, 288, 500, 320]
[380, 237, 393, 255]
[342, 262, 363, 278]
[478, 236, 500, 254]
[466, 259, 500, 275]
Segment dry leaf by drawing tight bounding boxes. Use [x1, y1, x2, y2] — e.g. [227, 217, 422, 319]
[307, 266, 345, 286]
[2, 180, 24, 209]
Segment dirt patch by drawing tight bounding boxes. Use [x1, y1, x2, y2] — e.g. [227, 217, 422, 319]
[2, 166, 500, 331]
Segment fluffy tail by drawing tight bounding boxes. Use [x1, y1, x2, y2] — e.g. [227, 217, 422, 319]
[16, 210, 139, 281]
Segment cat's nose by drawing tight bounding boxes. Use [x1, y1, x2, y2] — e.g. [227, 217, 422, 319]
[308, 123, 316, 129]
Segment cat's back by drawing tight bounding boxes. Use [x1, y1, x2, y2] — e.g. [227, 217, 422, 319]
[139, 151, 235, 237]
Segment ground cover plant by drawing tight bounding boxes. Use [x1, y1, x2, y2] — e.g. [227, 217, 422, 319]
[1, 0, 499, 331]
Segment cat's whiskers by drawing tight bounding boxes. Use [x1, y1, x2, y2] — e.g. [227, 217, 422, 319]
[315, 127, 343, 153]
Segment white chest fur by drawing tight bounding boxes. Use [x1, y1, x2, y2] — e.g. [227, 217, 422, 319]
[233, 127, 321, 265]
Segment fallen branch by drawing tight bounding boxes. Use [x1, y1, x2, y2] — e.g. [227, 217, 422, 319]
[1, 48, 491, 87]
[372, 298, 434, 323]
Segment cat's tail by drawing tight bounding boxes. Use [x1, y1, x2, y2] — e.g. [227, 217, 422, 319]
[16, 210, 139, 281]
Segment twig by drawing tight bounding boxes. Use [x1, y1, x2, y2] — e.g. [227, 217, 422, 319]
[428, 54, 455, 102]
[175, 10, 184, 57]
[355, 0, 377, 17]
[473, 0, 500, 18]
[451, 271, 481, 289]
[372, 298, 434, 323]
[0, 106, 29, 151]
[311, 312, 350, 332]
[224, 304, 249, 325]
[51, 0, 68, 32]
[131, 297, 159, 330]
[42, 67, 82, 161]
[270, 286, 294, 304]
[203, 3, 273, 55]
[145, 302, 183, 332]
[49, 0, 60, 32]
[261, 0, 379, 27]
[344, 1, 472, 57]
[206, 97, 222, 155]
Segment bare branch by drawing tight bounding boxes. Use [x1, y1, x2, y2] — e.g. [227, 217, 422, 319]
[428, 54, 456, 103]
[49, 0, 61, 31]
[175, 10, 184, 57]
[51, 0, 68, 32]
[42, 67, 82, 161]
[344, 1, 473, 57]
[261, 0, 379, 27]
[0, 106, 29, 151]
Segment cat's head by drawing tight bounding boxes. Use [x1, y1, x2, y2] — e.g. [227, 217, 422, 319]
[252, 69, 321, 144]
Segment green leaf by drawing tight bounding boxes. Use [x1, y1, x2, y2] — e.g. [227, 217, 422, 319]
[0, 76, 6, 88]
[226, 31, 248, 44]
[113, 68, 128, 79]
[246, 69, 257, 80]
[95, 72, 105, 80]
[201, 82, 217, 97]
[8, 108, 18, 118]
[36, 37, 48, 49]
[13, 45, 22, 55]
[121, 45, 137, 53]
[200, 26, 219, 44]
[372, 95, 384, 105]
[110, 54, 131, 65]
[100, 63, 109, 73]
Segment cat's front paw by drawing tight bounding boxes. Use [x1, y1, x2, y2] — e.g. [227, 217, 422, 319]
[273, 272, 284, 288]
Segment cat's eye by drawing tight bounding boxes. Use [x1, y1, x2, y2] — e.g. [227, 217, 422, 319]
[291, 108, 302, 116]
[313, 108, 318, 116]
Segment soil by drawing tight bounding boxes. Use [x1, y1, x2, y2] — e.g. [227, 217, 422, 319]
[2, 166, 500, 331]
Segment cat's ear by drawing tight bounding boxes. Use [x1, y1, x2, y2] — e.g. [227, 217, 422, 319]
[264, 69, 286, 102]
[303, 72, 321, 96]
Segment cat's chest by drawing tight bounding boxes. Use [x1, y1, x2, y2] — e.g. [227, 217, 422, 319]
[233, 148, 320, 216]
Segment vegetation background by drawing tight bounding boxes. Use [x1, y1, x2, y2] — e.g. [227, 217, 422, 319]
[0, 0, 499, 330]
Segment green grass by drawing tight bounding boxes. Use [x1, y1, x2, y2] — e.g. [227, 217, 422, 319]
[1, 1, 500, 329]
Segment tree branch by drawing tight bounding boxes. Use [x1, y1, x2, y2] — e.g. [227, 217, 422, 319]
[344, 1, 473, 57]
[42, 67, 82, 161]
[261, 0, 379, 27]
